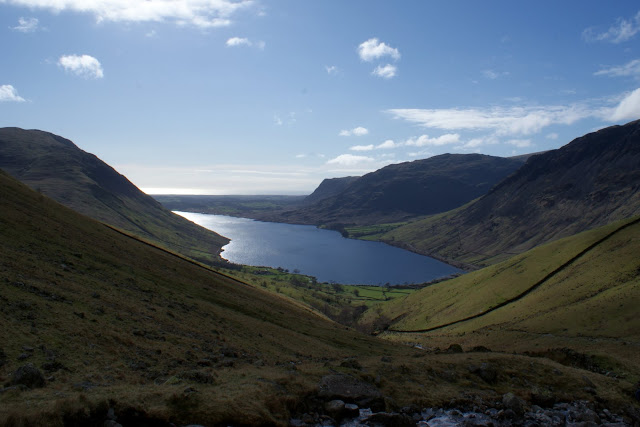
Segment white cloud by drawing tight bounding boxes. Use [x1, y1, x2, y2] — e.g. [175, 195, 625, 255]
[226, 37, 250, 46]
[609, 88, 640, 121]
[339, 126, 369, 137]
[583, 10, 640, 43]
[546, 132, 559, 140]
[327, 154, 374, 166]
[358, 38, 400, 62]
[325, 65, 338, 75]
[377, 139, 396, 149]
[2, 0, 253, 28]
[0, 85, 26, 102]
[506, 139, 533, 148]
[295, 154, 306, 158]
[483, 69, 509, 80]
[595, 59, 640, 78]
[405, 133, 461, 147]
[387, 105, 591, 136]
[349, 144, 374, 151]
[58, 54, 104, 79]
[226, 37, 264, 49]
[11, 16, 38, 32]
[372, 64, 397, 79]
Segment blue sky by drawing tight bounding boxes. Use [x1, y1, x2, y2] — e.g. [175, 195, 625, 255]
[1, 1, 640, 194]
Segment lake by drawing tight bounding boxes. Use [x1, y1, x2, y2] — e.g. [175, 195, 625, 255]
[176, 212, 462, 286]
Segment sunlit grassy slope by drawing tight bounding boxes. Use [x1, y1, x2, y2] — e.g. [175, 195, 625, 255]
[369, 215, 640, 370]
[3, 169, 640, 425]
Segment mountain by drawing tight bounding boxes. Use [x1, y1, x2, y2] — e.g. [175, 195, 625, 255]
[1, 168, 638, 425]
[383, 120, 640, 267]
[0, 127, 228, 266]
[272, 153, 528, 226]
[364, 214, 640, 374]
[303, 176, 359, 204]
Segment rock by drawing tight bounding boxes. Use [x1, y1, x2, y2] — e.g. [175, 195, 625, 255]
[364, 412, 415, 427]
[634, 386, 640, 402]
[340, 358, 362, 370]
[469, 345, 492, 352]
[344, 403, 359, 418]
[103, 421, 122, 427]
[469, 362, 497, 384]
[10, 363, 45, 389]
[446, 343, 464, 353]
[502, 392, 525, 417]
[531, 387, 556, 407]
[318, 374, 384, 411]
[325, 399, 345, 418]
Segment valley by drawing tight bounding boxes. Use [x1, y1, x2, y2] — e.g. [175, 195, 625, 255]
[1, 121, 639, 426]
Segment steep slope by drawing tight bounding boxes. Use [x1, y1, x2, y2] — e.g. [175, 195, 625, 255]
[0, 127, 228, 265]
[303, 176, 359, 204]
[0, 168, 385, 423]
[2, 169, 637, 425]
[275, 153, 527, 226]
[368, 215, 640, 372]
[384, 120, 640, 266]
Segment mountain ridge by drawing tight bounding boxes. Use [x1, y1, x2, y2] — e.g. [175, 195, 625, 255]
[382, 120, 640, 267]
[0, 127, 229, 266]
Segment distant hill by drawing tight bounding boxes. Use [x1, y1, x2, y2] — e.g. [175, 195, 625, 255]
[272, 153, 528, 226]
[383, 120, 640, 266]
[303, 176, 359, 204]
[0, 127, 228, 265]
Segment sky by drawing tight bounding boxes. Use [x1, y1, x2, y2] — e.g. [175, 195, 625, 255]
[1, 0, 640, 195]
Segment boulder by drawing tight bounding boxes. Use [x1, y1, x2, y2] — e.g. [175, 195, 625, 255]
[318, 374, 384, 411]
[502, 392, 525, 417]
[10, 363, 45, 389]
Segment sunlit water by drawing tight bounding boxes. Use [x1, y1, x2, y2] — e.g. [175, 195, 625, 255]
[176, 212, 461, 286]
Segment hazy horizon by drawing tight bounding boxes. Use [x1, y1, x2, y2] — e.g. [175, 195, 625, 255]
[2, 1, 640, 194]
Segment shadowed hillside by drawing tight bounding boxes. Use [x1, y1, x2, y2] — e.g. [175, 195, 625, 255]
[0, 127, 229, 266]
[383, 120, 640, 267]
[2, 169, 639, 425]
[260, 153, 528, 227]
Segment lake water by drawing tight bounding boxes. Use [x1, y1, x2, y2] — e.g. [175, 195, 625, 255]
[176, 212, 461, 286]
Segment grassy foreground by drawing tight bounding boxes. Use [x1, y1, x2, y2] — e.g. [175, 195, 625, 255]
[2, 169, 639, 425]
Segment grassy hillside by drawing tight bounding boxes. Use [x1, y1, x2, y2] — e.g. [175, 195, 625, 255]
[2, 171, 639, 424]
[365, 215, 640, 375]
[0, 127, 229, 266]
[381, 120, 640, 267]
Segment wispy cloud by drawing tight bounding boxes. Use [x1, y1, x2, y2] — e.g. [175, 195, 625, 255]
[58, 54, 104, 79]
[0, 85, 26, 102]
[11, 17, 38, 32]
[226, 37, 265, 49]
[339, 126, 369, 137]
[583, 10, 640, 43]
[2, 0, 254, 28]
[506, 139, 533, 148]
[349, 144, 374, 152]
[327, 154, 374, 166]
[325, 65, 338, 75]
[358, 38, 400, 62]
[483, 69, 509, 80]
[594, 59, 640, 78]
[405, 133, 460, 147]
[387, 105, 592, 136]
[372, 64, 397, 79]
